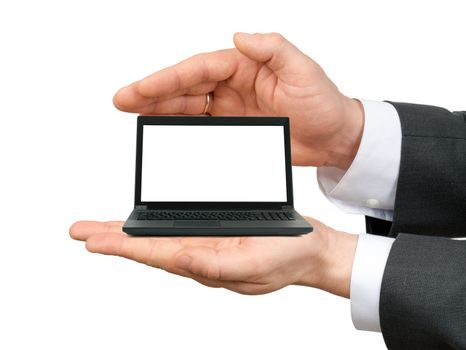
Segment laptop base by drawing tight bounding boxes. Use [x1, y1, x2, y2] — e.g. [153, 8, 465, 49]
[123, 209, 313, 236]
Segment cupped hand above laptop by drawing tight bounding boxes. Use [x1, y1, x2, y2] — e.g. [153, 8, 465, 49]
[113, 32, 363, 170]
[70, 217, 357, 298]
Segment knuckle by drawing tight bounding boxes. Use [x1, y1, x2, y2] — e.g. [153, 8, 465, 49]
[268, 32, 285, 44]
[104, 221, 115, 233]
[205, 264, 221, 280]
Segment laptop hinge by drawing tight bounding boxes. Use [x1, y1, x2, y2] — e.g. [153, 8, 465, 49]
[135, 205, 148, 210]
[281, 205, 293, 210]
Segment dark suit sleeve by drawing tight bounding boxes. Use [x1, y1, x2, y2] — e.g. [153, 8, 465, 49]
[366, 103, 466, 237]
[380, 234, 466, 350]
[373, 103, 466, 349]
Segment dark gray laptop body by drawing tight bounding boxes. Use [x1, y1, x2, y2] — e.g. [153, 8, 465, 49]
[123, 116, 313, 236]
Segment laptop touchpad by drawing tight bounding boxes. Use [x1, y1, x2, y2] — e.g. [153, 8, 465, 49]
[174, 220, 221, 227]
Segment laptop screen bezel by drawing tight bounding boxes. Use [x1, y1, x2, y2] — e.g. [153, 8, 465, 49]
[134, 116, 294, 210]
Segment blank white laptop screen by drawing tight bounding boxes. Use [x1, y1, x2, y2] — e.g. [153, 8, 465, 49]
[141, 125, 287, 202]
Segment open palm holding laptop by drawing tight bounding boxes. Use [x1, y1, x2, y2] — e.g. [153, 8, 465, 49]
[70, 33, 363, 298]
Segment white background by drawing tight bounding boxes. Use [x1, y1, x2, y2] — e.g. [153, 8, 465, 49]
[141, 125, 287, 202]
[0, 1, 464, 349]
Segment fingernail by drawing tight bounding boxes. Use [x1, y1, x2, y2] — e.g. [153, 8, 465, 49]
[175, 255, 192, 270]
[235, 32, 251, 40]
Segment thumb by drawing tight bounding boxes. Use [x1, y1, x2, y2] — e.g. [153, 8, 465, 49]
[233, 32, 313, 74]
[174, 245, 255, 281]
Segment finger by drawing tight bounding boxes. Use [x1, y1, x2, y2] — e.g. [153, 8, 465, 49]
[113, 81, 217, 113]
[85, 233, 182, 269]
[175, 245, 260, 282]
[113, 82, 154, 113]
[187, 272, 272, 295]
[216, 280, 272, 295]
[187, 274, 223, 289]
[233, 32, 314, 77]
[113, 49, 238, 111]
[179, 236, 243, 249]
[137, 94, 210, 115]
[137, 49, 238, 98]
[69, 221, 124, 241]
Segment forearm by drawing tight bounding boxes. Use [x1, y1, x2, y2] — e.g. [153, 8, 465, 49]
[381, 234, 466, 349]
[386, 102, 466, 237]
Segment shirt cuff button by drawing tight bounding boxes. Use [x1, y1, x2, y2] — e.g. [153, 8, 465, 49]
[366, 199, 380, 208]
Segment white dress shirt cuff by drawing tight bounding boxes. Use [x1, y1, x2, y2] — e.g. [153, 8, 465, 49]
[351, 233, 395, 332]
[317, 100, 401, 221]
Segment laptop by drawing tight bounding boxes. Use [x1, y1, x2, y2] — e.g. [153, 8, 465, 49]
[123, 116, 313, 236]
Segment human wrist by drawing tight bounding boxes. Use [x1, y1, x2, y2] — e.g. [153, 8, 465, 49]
[321, 230, 358, 298]
[324, 96, 364, 170]
[296, 227, 358, 298]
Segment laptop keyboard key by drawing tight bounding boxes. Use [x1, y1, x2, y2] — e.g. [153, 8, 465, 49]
[136, 211, 297, 221]
[278, 213, 287, 220]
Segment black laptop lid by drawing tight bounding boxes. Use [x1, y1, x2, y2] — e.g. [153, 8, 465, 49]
[134, 116, 294, 210]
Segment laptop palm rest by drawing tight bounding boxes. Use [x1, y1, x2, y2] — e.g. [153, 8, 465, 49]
[174, 220, 221, 227]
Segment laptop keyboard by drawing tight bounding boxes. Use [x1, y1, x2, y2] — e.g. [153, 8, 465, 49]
[137, 211, 296, 221]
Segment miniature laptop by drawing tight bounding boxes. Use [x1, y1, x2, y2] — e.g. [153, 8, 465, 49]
[123, 116, 313, 236]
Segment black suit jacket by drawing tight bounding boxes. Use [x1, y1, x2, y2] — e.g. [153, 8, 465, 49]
[365, 102, 466, 349]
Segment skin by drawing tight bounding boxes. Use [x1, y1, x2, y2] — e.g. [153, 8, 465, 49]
[70, 32, 364, 298]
